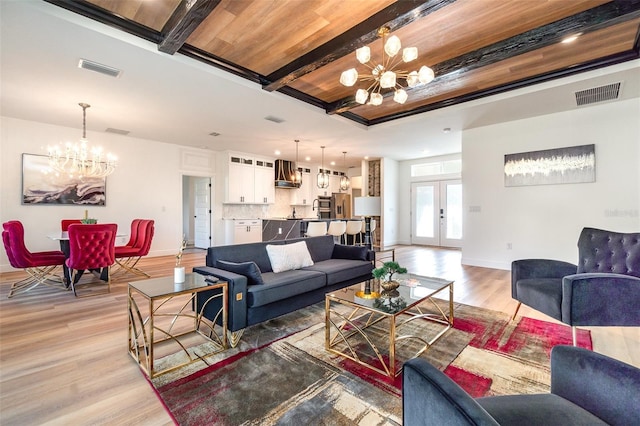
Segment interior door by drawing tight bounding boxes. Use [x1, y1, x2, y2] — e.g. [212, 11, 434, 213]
[411, 180, 462, 248]
[193, 177, 211, 249]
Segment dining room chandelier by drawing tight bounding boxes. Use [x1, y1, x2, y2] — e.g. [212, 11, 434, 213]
[317, 146, 329, 189]
[340, 152, 350, 191]
[339, 26, 435, 106]
[47, 103, 117, 179]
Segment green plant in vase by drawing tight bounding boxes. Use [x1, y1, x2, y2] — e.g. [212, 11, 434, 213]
[372, 261, 407, 292]
[81, 218, 97, 224]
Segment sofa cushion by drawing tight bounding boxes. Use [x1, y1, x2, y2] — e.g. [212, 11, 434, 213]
[208, 240, 284, 273]
[304, 259, 373, 286]
[332, 244, 368, 261]
[288, 235, 335, 263]
[266, 241, 314, 273]
[217, 260, 264, 285]
[248, 269, 326, 307]
[477, 394, 607, 425]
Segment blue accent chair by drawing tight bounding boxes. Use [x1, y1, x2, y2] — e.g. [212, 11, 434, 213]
[511, 227, 640, 345]
[402, 345, 640, 425]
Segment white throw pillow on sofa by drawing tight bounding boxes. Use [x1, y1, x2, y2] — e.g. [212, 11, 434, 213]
[266, 241, 314, 273]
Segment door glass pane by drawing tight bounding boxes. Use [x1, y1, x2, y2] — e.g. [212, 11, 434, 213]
[416, 186, 434, 238]
[446, 183, 462, 239]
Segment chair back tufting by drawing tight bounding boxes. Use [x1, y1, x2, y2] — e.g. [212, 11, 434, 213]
[577, 227, 640, 277]
[67, 223, 117, 271]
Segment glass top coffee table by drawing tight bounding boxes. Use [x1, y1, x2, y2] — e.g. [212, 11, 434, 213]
[325, 274, 453, 378]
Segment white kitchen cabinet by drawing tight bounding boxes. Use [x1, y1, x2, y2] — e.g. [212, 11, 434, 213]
[227, 156, 255, 203]
[254, 158, 275, 204]
[224, 219, 262, 245]
[222, 152, 275, 204]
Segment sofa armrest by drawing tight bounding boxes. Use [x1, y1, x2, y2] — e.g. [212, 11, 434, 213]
[561, 273, 640, 325]
[402, 359, 499, 426]
[193, 266, 248, 332]
[511, 259, 577, 298]
[551, 345, 640, 425]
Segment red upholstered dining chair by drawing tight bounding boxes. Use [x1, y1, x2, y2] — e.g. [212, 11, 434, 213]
[61, 219, 82, 231]
[2, 221, 66, 298]
[66, 223, 117, 297]
[114, 219, 154, 278]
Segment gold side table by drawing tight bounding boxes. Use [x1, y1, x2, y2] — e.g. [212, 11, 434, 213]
[128, 273, 227, 378]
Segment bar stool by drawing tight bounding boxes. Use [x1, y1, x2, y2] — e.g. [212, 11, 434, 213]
[345, 220, 364, 245]
[305, 221, 327, 237]
[370, 219, 377, 247]
[327, 221, 346, 244]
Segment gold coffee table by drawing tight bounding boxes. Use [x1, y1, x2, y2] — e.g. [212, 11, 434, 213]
[325, 274, 453, 378]
[128, 273, 227, 378]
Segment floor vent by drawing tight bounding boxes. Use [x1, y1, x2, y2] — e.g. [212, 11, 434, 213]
[78, 59, 122, 78]
[575, 82, 621, 106]
[105, 127, 130, 135]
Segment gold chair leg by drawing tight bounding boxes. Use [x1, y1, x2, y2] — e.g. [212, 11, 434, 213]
[8, 266, 66, 298]
[70, 266, 111, 298]
[511, 302, 522, 321]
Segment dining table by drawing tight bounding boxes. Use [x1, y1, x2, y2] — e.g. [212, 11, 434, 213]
[48, 230, 127, 286]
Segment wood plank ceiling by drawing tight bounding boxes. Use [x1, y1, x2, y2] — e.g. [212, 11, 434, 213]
[47, 0, 640, 126]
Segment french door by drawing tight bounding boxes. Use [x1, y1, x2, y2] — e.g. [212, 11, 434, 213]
[411, 180, 462, 248]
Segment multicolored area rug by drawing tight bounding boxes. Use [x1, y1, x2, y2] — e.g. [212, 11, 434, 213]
[149, 302, 591, 425]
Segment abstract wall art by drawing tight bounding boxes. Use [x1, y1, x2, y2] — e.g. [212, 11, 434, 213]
[21, 153, 106, 205]
[504, 144, 595, 187]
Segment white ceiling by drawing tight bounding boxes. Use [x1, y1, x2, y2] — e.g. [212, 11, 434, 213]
[2, 1, 639, 168]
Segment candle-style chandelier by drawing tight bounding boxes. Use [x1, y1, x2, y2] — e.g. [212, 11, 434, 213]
[47, 103, 117, 179]
[339, 26, 435, 106]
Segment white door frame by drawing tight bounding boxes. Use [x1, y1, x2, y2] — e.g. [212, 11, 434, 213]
[410, 180, 462, 248]
[182, 173, 214, 249]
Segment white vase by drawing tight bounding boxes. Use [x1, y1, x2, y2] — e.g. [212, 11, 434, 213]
[174, 266, 186, 283]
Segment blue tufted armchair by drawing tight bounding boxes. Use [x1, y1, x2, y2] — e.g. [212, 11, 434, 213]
[511, 227, 640, 345]
[403, 345, 640, 425]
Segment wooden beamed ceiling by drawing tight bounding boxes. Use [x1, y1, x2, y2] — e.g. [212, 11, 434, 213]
[46, 0, 640, 126]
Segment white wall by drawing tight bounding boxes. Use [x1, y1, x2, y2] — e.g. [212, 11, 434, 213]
[0, 116, 215, 272]
[462, 98, 640, 270]
[381, 157, 399, 247]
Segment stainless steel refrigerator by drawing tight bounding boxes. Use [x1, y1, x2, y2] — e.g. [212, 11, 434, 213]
[331, 193, 351, 219]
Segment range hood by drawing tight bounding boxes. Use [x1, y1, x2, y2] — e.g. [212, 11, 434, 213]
[274, 159, 300, 188]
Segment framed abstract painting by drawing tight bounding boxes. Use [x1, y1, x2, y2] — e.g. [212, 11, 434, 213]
[504, 144, 595, 187]
[21, 153, 106, 205]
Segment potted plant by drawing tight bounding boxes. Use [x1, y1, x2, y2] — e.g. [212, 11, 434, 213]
[372, 261, 407, 292]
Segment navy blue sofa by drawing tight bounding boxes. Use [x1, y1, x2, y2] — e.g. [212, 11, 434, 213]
[403, 345, 640, 425]
[194, 235, 374, 346]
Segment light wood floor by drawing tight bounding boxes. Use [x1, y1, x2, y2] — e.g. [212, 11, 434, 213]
[1, 246, 638, 425]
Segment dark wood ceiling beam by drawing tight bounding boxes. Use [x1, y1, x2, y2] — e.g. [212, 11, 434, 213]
[262, 0, 457, 92]
[327, 0, 640, 115]
[158, 0, 221, 54]
[363, 49, 640, 126]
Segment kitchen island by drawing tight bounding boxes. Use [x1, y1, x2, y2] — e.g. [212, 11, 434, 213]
[262, 218, 355, 241]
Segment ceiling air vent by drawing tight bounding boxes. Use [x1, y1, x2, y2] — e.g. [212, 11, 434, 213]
[78, 59, 122, 78]
[575, 82, 621, 106]
[264, 115, 285, 124]
[105, 127, 130, 135]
